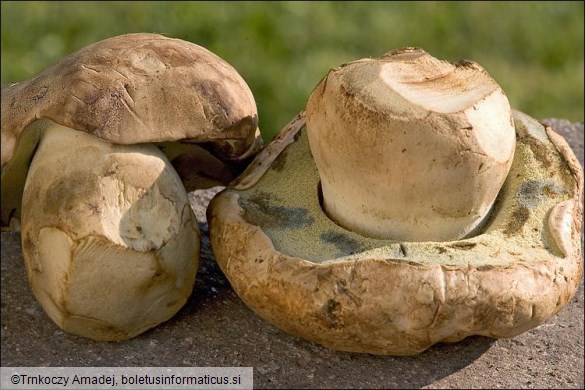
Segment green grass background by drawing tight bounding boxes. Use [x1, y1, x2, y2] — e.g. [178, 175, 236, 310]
[2, 1, 583, 141]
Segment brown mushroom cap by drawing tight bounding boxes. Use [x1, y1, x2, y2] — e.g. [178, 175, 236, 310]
[208, 111, 583, 355]
[1, 33, 262, 228]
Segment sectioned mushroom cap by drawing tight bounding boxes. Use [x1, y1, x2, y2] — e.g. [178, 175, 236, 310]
[1, 33, 262, 229]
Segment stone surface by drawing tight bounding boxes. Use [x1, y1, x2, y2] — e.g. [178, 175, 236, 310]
[1, 118, 583, 389]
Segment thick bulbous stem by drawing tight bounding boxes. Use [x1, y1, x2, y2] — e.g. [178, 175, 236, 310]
[20, 120, 199, 340]
[306, 48, 516, 242]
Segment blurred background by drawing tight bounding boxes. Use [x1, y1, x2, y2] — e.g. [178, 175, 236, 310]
[2, 1, 583, 141]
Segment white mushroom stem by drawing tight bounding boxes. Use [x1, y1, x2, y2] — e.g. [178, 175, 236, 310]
[20, 120, 199, 341]
[306, 48, 516, 242]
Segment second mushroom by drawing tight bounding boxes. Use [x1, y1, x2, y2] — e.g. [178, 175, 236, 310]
[208, 48, 583, 355]
[1, 33, 261, 341]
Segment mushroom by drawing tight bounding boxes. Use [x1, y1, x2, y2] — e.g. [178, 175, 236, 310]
[1, 33, 261, 341]
[208, 48, 583, 355]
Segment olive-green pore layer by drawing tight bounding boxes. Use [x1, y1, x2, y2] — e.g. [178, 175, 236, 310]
[208, 111, 583, 355]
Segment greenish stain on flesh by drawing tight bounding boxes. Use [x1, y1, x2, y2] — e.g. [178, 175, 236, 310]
[270, 147, 289, 172]
[240, 191, 314, 229]
[447, 242, 477, 250]
[504, 206, 530, 236]
[517, 179, 565, 207]
[320, 231, 364, 256]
